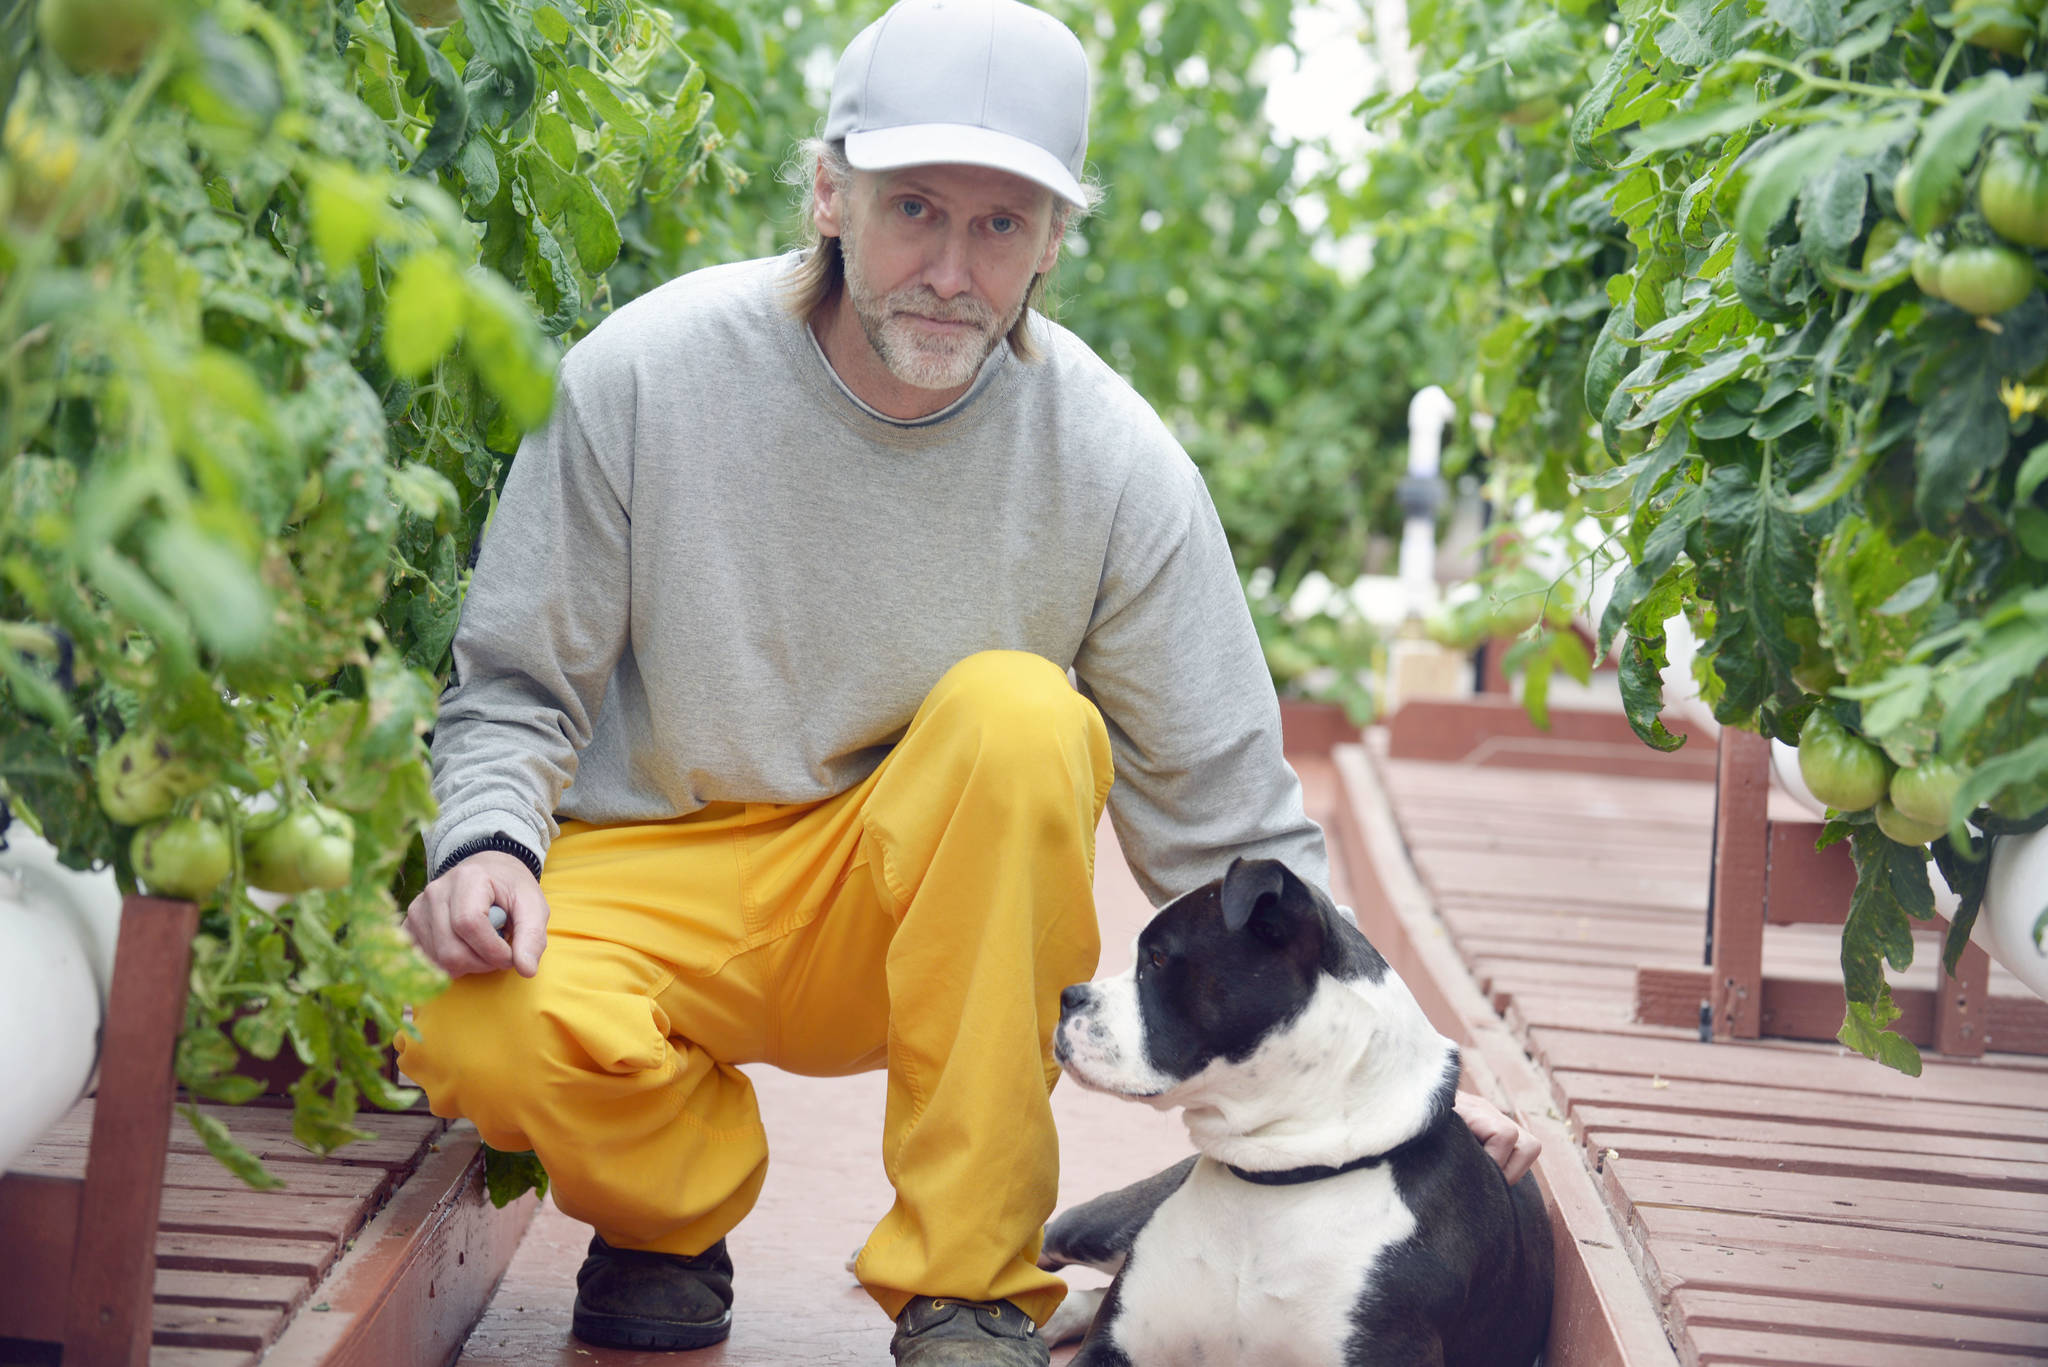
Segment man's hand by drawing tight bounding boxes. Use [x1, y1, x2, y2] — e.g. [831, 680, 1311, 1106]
[1454, 1091, 1541, 1185]
[405, 850, 550, 978]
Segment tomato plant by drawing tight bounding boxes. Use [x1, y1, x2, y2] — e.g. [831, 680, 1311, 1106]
[1375, 0, 2048, 1072]
[0, 0, 742, 1181]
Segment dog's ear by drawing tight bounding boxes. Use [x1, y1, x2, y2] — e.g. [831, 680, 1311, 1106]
[1220, 858, 1319, 952]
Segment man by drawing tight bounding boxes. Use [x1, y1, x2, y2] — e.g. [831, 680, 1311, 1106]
[398, 1, 1538, 1362]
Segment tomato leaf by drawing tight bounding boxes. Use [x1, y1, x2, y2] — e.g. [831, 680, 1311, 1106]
[182, 1105, 285, 1191]
[456, 0, 538, 127]
[483, 1145, 550, 1208]
[387, 1, 470, 176]
[382, 249, 467, 379]
[1765, 0, 1842, 46]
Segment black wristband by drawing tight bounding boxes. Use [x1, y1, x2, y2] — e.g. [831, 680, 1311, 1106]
[435, 831, 543, 882]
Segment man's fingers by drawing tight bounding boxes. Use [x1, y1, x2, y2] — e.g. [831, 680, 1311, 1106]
[408, 898, 498, 977]
[505, 884, 550, 978]
[1504, 1130, 1543, 1185]
[449, 893, 515, 971]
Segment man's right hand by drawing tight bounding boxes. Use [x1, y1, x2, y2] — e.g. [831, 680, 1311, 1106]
[405, 851, 550, 978]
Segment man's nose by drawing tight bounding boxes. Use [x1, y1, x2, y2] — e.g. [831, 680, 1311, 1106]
[924, 230, 973, 298]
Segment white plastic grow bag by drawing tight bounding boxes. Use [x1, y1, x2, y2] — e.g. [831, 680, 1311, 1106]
[0, 826, 122, 1170]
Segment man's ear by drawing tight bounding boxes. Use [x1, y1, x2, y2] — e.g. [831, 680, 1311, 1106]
[814, 161, 847, 240]
[1034, 213, 1065, 275]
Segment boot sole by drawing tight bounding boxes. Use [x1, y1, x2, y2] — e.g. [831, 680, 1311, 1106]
[571, 1307, 733, 1351]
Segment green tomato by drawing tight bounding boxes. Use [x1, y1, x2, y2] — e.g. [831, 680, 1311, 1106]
[1936, 245, 2037, 317]
[1798, 710, 1892, 812]
[1423, 599, 1489, 652]
[1874, 798, 1948, 848]
[1979, 142, 2048, 249]
[131, 815, 231, 900]
[244, 804, 356, 893]
[1860, 220, 1907, 274]
[1910, 242, 1947, 298]
[95, 729, 206, 826]
[1889, 757, 1966, 828]
[1484, 568, 1570, 639]
[1951, 0, 2040, 55]
[4, 121, 116, 239]
[36, 0, 172, 74]
[400, 0, 462, 26]
[1894, 163, 1964, 235]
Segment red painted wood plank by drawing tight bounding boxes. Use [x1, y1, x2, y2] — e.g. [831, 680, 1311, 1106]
[150, 1302, 285, 1351]
[1673, 1289, 2048, 1355]
[1531, 1029, 2048, 1103]
[155, 1187, 369, 1241]
[38, 1102, 442, 1170]
[150, 1349, 259, 1367]
[1585, 1129, 2048, 1194]
[1574, 1103, 2048, 1166]
[1642, 1231, 2048, 1317]
[1684, 1326, 2045, 1366]
[1618, 1159, 2048, 1237]
[154, 1231, 338, 1279]
[12, 1146, 395, 1199]
[154, 1271, 307, 1309]
[1632, 1205, 2048, 1278]
[1552, 1071, 2048, 1143]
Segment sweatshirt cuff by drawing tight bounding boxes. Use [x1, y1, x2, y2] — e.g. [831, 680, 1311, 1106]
[428, 812, 548, 882]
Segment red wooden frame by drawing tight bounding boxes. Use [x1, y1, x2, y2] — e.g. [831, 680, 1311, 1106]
[1633, 729, 2046, 1056]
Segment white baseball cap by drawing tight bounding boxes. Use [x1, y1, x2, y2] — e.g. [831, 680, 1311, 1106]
[824, 0, 1091, 208]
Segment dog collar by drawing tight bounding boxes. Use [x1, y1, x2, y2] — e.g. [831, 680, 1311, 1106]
[1224, 1152, 1386, 1185]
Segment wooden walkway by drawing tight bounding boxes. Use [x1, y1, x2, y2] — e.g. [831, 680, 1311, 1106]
[1354, 732, 2048, 1366]
[0, 1102, 533, 1367]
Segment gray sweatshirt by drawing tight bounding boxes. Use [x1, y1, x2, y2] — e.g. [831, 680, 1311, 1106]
[428, 253, 1328, 906]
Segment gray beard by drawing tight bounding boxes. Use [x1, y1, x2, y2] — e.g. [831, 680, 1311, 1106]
[838, 230, 1028, 391]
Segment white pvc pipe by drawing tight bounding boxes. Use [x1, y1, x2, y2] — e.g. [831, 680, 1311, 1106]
[1399, 385, 1457, 619]
[0, 827, 121, 1169]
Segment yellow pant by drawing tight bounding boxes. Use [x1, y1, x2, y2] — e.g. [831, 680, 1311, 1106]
[399, 651, 1113, 1324]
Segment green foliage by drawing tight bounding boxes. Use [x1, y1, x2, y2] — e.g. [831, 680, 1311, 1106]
[0, 0, 739, 1179]
[1384, 0, 2048, 1070]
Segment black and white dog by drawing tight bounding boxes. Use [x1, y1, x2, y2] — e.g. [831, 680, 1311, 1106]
[1045, 857, 1552, 1366]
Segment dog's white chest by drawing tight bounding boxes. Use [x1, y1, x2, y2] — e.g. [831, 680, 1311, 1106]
[1108, 1156, 1416, 1365]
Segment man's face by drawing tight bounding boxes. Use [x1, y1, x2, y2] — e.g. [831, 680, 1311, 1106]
[815, 162, 1064, 391]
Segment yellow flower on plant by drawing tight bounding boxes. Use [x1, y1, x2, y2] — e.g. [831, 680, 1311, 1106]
[2001, 378, 2047, 422]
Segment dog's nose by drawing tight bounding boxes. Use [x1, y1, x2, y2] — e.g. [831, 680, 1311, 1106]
[1059, 984, 1092, 1015]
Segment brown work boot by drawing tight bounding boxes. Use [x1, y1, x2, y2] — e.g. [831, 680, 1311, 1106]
[890, 1296, 1049, 1365]
[571, 1234, 734, 1350]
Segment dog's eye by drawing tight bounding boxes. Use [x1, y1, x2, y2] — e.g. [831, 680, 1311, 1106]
[1149, 949, 1168, 971]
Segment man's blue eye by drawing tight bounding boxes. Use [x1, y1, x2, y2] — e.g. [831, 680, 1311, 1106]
[991, 216, 1016, 233]
[900, 201, 924, 218]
